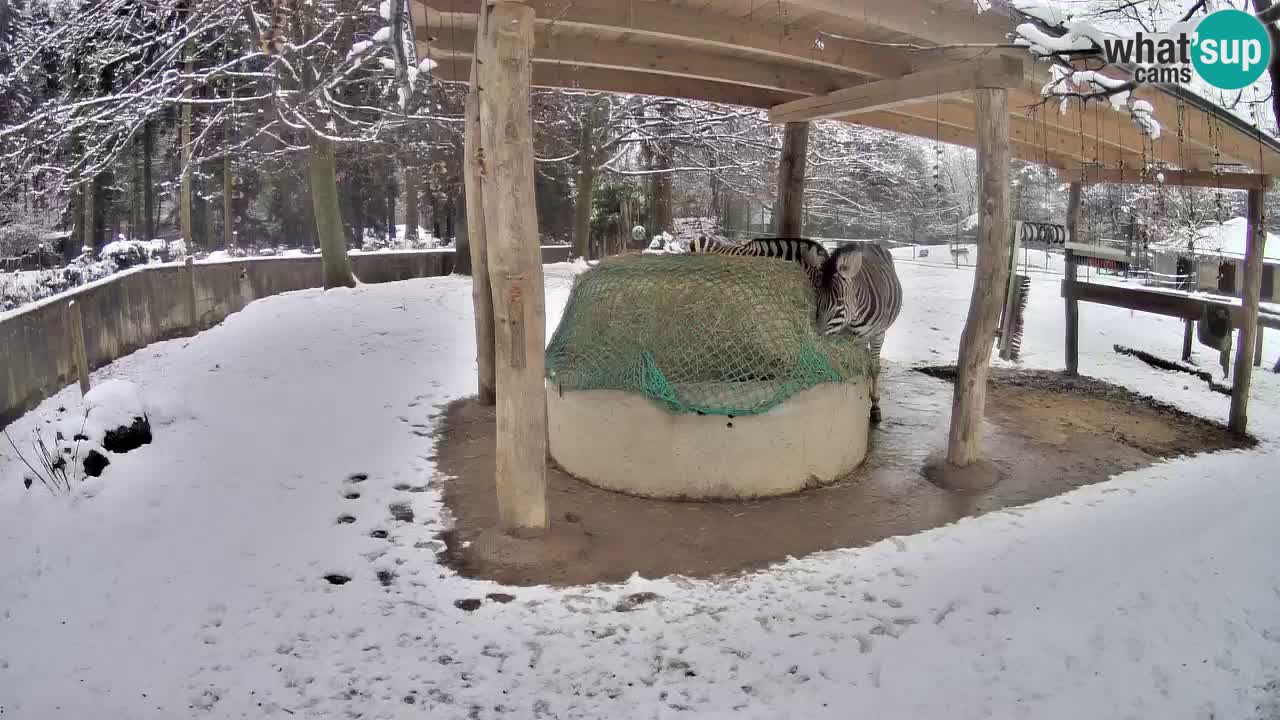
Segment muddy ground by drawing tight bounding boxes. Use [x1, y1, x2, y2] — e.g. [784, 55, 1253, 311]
[434, 367, 1251, 587]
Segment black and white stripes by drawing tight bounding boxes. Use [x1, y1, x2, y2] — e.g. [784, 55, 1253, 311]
[814, 243, 902, 423]
[686, 236, 829, 285]
[686, 236, 902, 423]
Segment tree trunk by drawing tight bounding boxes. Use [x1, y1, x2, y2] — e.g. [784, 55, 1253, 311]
[203, 174, 216, 250]
[773, 121, 809, 237]
[387, 177, 397, 240]
[404, 169, 419, 244]
[70, 186, 83, 257]
[130, 138, 141, 239]
[179, 41, 195, 251]
[223, 118, 234, 250]
[142, 117, 153, 244]
[83, 175, 97, 255]
[572, 102, 599, 259]
[477, 0, 546, 534]
[946, 88, 1011, 467]
[307, 131, 356, 288]
[351, 185, 365, 248]
[1253, 0, 1280, 126]
[648, 151, 672, 236]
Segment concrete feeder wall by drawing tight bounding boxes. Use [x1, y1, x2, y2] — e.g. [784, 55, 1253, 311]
[547, 379, 871, 500]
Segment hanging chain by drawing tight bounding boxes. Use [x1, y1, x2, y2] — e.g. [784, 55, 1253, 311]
[1211, 111, 1225, 223]
[1176, 96, 1198, 228]
[934, 99, 944, 206]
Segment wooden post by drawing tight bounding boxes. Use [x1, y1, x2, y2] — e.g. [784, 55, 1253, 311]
[463, 1, 497, 406]
[1064, 182, 1081, 375]
[477, 1, 548, 534]
[1228, 188, 1266, 435]
[184, 256, 198, 331]
[773, 121, 809, 236]
[946, 88, 1010, 467]
[1182, 320, 1194, 362]
[1255, 327, 1264, 367]
[67, 301, 91, 396]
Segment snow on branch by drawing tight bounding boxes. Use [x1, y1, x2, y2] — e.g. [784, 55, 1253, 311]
[1011, 0, 1162, 140]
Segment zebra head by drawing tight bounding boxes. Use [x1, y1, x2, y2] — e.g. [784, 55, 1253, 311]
[815, 244, 866, 336]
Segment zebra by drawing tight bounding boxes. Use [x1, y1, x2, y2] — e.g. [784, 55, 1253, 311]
[686, 236, 901, 423]
[686, 235, 829, 285]
[816, 242, 902, 423]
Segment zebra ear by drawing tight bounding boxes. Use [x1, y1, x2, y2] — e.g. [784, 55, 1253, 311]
[834, 250, 863, 280]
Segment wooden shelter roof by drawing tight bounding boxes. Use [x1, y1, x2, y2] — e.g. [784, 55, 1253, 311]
[411, 0, 1280, 181]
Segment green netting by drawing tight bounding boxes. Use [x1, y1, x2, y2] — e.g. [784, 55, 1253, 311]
[545, 253, 870, 416]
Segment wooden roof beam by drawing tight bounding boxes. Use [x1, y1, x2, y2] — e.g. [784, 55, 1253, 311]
[1014, 71, 1280, 173]
[1072, 168, 1272, 190]
[782, 0, 1012, 46]
[428, 57, 799, 109]
[769, 56, 1025, 124]
[849, 110, 1083, 169]
[417, 0, 915, 79]
[884, 98, 1137, 168]
[428, 26, 864, 96]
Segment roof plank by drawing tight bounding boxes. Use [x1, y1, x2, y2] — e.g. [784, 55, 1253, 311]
[769, 56, 1025, 123]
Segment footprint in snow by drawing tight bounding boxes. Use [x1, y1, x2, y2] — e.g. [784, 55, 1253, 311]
[389, 502, 414, 523]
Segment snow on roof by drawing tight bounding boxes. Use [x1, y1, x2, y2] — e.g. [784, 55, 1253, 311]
[1194, 217, 1280, 262]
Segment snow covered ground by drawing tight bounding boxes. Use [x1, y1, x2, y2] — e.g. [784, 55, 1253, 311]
[892, 243, 1068, 276]
[2, 260, 1280, 719]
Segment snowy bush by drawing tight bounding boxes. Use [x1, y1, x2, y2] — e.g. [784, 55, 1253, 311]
[4, 410, 95, 494]
[6, 380, 155, 493]
[0, 269, 71, 311]
[99, 238, 150, 270]
[62, 252, 115, 286]
[648, 231, 672, 250]
[0, 221, 45, 258]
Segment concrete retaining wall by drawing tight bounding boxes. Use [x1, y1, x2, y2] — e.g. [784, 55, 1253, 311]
[1, 246, 572, 428]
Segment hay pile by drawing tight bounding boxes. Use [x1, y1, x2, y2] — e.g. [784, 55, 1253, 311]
[545, 253, 869, 416]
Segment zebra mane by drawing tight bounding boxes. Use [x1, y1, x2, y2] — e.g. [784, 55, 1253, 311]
[819, 243, 865, 287]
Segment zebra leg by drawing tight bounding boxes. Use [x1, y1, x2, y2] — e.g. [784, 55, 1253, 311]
[868, 333, 884, 424]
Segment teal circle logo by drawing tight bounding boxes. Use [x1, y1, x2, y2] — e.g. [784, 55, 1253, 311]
[1192, 9, 1272, 90]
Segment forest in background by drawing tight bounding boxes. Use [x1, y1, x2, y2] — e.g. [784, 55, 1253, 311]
[0, 0, 1277, 277]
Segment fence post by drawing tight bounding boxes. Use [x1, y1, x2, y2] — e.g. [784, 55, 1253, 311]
[68, 300, 91, 396]
[184, 256, 198, 331]
[1063, 182, 1081, 375]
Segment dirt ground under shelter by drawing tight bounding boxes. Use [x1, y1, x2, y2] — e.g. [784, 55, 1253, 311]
[433, 367, 1251, 587]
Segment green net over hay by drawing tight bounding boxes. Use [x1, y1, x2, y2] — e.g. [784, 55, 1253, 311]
[545, 253, 870, 416]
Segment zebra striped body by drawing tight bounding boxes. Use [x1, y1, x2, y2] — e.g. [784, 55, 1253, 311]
[686, 235, 829, 284]
[686, 236, 902, 423]
[816, 242, 902, 423]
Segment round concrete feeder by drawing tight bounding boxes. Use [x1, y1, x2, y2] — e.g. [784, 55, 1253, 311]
[546, 379, 870, 500]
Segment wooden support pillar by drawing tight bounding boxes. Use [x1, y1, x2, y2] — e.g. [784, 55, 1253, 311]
[184, 256, 198, 331]
[773, 122, 809, 236]
[1063, 182, 1081, 375]
[1228, 188, 1266, 436]
[463, 0, 496, 406]
[476, 0, 548, 534]
[1255, 327, 1264, 367]
[67, 300, 91, 396]
[946, 88, 1010, 467]
[1182, 320, 1195, 362]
